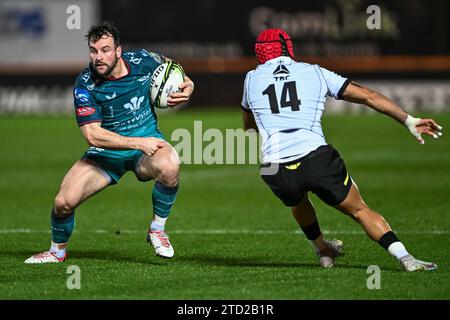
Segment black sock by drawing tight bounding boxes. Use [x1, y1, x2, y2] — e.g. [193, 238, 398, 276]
[301, 219, 322, 240]
[378, 231, 400, 250]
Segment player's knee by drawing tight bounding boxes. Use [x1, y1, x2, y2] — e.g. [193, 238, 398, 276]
[157, 163, 179, 187]
[54, 195, 76, 216]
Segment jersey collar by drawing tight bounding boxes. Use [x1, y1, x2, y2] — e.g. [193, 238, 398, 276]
[264, 56, 294, 65]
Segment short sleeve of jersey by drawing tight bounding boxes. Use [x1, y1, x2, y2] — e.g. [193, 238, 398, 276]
[318, 66, 351, 99]
[241, 71, 252, 112]
[73, 87, 102, 126]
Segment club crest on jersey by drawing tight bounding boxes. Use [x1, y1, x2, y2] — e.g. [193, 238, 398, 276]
[124, 96, 144, 114]
[76, 106, 95, 117]
[273, 64, 290, 81]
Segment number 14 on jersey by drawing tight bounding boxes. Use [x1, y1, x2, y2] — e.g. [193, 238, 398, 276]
[262, 81, 301, 114]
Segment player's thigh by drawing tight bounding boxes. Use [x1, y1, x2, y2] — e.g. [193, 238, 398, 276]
[135, 143, 180, 181]
[260, 163, 305, 207]
[56, 159, 110, 207]
[292, 193, 315, 214]
[308, 145, 351, 206]
[333, 182, 368, 216]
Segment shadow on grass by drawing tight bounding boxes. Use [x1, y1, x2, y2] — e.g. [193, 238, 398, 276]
[176, 254, 400, 272]
[1, 249, 167, 267]
[3, 249, 400, 272]
[69, 249, 169, 266]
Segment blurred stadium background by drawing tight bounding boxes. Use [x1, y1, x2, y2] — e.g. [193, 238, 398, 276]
[1, 0, 449, 112]
[0, 0, 449, 300]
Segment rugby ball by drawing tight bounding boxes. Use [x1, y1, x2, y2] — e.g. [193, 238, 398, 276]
[150, 61, 185, 109]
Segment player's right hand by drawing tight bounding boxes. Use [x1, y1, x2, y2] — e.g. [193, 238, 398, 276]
[140, 137, 167, 156]
[404, 115, 443, 144]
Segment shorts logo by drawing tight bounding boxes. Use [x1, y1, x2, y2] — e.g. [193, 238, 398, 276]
[344, 172, 350, 186]
[76, 106, 95, 117]
[285, 162, 301, 170]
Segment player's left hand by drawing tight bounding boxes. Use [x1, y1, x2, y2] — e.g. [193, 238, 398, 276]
[167, 76, 194, 107]
[405, 115, 443, 144]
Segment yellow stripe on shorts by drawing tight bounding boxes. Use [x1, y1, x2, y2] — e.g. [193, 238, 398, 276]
[344, 172, 350, 186]
[285, 162, 301, 170]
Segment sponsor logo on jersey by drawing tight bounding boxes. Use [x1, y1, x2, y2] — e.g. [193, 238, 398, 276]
[74, 88, 89, 103]
[273, 64, 290, 81]
[125, 52, 142, 64]
[130, 56, 142, 64]
[124, 96, 144, 114]
[82, 73, 90, 83]
[137, 73, 152, 85]
[112, 109, 151, 130]
[105, 92, 117, 100]
[76, 106, 96, 116]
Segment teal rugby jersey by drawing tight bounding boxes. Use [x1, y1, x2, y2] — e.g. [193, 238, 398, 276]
[73, 49, 165, 138]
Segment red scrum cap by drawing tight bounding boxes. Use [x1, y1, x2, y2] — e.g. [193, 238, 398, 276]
[255, 28, 294, 64]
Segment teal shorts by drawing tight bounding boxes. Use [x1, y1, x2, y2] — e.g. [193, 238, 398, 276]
[82, 148, 148, 185]
[81, 126, 165, 184]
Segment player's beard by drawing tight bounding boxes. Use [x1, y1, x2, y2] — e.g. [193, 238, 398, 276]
[92, 56, 119, 79]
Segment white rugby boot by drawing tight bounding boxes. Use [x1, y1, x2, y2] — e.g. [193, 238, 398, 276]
[315, 239, 344, 268]
[400, 255, 437, 272]
[25, 251, 67, 264]
[147, 230, 174, 258]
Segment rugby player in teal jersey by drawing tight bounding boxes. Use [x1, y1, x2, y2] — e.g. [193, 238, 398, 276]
[25, 22, 194, 263]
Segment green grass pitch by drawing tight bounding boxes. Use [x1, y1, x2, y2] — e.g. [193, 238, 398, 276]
[0, 109, 449, 299]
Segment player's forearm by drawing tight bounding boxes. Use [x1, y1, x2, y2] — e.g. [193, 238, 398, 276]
[82, 125, 144, 151]
[364, 90, 408, 124]
[343, 82, 408, 124]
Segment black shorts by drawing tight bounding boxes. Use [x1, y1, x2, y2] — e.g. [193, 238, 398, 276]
[260, 145, 352, 207]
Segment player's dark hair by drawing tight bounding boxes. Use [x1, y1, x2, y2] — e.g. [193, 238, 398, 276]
[86, 21, 120, 47]
[279, 33, 289, 57]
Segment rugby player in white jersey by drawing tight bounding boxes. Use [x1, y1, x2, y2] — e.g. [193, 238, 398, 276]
[241, 28, 443, 271]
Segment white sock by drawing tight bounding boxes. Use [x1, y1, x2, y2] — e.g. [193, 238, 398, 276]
[150, 215, 168, 232]
[50, 241, 67, 259]
[387, 241, 410, 260]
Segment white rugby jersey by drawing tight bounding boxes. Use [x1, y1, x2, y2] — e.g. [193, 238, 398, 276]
[242, 56, 350, 163]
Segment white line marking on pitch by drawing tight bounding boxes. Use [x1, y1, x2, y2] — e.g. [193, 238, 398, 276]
[0, 229, 449, 235]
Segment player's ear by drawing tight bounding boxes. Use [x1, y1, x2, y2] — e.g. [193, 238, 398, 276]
[116, 45, 122, 58]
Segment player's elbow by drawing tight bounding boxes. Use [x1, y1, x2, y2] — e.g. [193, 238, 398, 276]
[81, 125, 101, 147]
